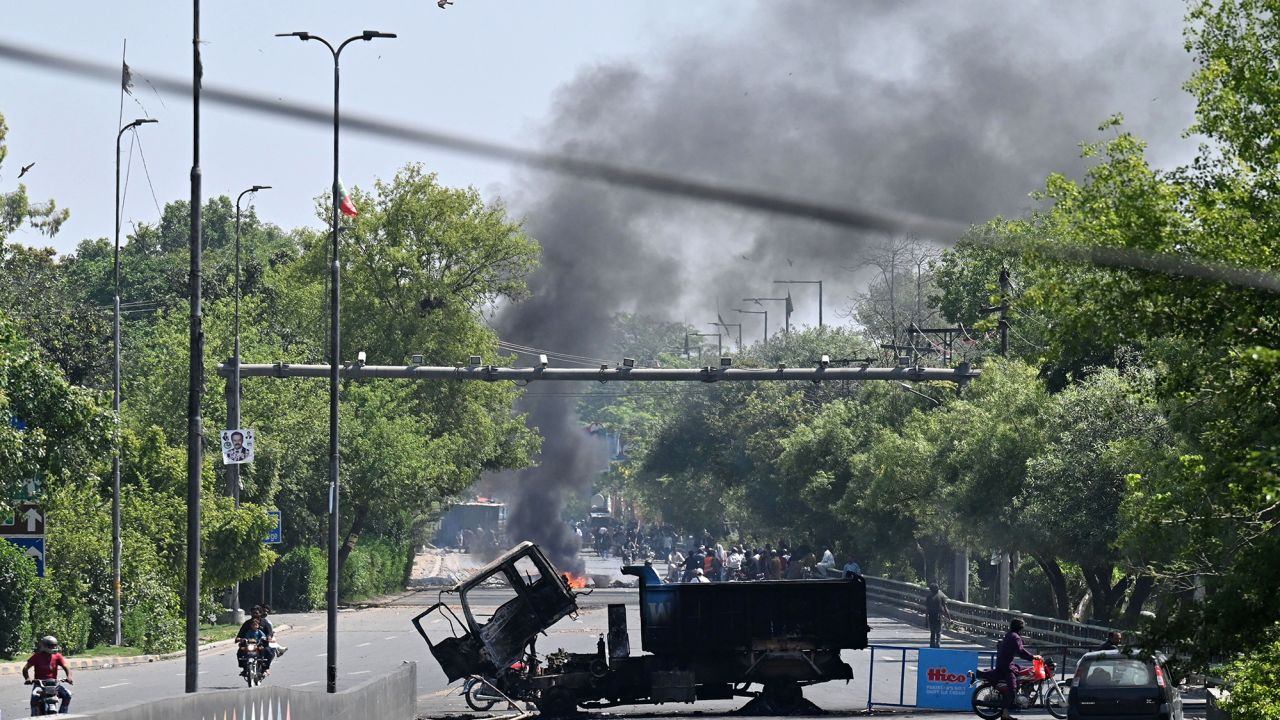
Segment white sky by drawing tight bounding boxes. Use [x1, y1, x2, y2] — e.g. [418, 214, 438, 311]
[1, 2, 1197, 335]
[1, 1, 743, 253]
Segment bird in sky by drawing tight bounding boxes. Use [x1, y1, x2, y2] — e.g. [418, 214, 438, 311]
[786, 258, 794, 267]
[438, 0, 453, 8]
[17, 162, 34, 178]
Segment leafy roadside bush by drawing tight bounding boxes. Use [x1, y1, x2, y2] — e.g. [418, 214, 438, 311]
[28, 577, 91, 656]
[275, 546, 326, 611]
[340, 538, 411, 601]
[0, 539, 36, 659]
[121, 571, 183, 654]
[1222, 626, 1280, 720]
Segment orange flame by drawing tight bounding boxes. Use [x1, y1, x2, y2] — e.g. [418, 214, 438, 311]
[563, 572, 588, 589]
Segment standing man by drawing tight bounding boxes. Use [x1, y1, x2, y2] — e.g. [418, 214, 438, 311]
[924, 583, 952, 648]
[1095, 630, 1123, 651]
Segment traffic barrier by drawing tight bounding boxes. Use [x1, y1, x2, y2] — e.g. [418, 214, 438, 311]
[60, 661, 416, 720]
[863, 574, 1114, 647]
[864, 643, 1079, 712]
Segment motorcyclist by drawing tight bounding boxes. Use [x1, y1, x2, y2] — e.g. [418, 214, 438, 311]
[995, 618, 1040, 720]
[257, 604, 287, 668]
[236, 617, 268, 677]
[22, 635, 73, 715]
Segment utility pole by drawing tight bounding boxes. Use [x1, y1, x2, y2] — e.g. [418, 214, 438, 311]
[998, 268, 1010, 357]
[185, 0, 203, 693]
[989, 266, 1011, 609]
[113, 116, 156, 648]
[686, 332, 721, 362]
[709, 322, 742, 351]
[773, 279, 822, 328]
[734, 309, 767, 346]
[742, 297, 790, 335]
[277, 28, 395, 694]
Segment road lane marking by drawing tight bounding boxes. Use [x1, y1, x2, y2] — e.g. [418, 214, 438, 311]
[100, 682, 131, 689]
[292, 680, 321, 687]
[357, 642, 371, 647]
[316, 652, 327, 657]
[383, 636, 397, 641]
[348, 670, 372, 675]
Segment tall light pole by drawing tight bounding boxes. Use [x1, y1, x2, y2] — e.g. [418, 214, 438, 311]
[226, 184, 270, 623]
[734, 308, 768, 345]
[773, 279, 822, 328]
[710, 322, 742, 351]
[187, 0, 204, 693]
[276, 28, 395, 694]
[686, 332, 722, 362]
[113, 116, 157, 647]
[743, 296, 790, 334]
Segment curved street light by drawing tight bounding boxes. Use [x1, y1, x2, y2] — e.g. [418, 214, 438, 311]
[113, 116, 157, 647]
[224, 183, 270, 623]
[276, 28, 395, 695]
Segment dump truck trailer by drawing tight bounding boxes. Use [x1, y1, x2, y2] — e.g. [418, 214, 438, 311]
[412, 542, 870, 716]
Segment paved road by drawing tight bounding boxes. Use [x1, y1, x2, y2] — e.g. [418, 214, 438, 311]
[0, 550, 1201, 720]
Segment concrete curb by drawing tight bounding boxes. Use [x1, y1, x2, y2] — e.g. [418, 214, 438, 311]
[0, 624, 291, 675]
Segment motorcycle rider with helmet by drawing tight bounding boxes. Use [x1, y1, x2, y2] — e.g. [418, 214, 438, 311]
[995, 618, 1041, 720]
[22, 635, 73, 715]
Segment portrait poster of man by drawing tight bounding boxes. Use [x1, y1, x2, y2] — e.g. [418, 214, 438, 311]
[221, 428, 255, 464]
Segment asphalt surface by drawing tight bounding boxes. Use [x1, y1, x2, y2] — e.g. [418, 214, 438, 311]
[0, 551, 1205, 720]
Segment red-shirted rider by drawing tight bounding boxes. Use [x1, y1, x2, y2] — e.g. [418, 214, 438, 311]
[22, 635, 74, 714]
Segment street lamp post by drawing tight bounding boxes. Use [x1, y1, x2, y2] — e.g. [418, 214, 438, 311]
[227, 184, 270, 623]
[710, 322, 742, 351]
[773, 279, 822, 328]
[734, 308, 768, 345]
[686, 332, 722, 362]
[743, 297, 791, 334]
[895, 381, 941, 406]
[113, 116, 157, 647]
[276, 28, 395, 695]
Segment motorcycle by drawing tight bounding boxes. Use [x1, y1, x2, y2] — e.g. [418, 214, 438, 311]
[238, 639, 267, 687]
[463, 675, 507, 711]
[462, 659, 533, 711]
[969, 657, 1068, 719]
[27, 678, 67, 716]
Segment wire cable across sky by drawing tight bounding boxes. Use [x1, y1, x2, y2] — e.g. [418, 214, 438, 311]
[2, 39, 1279, 294]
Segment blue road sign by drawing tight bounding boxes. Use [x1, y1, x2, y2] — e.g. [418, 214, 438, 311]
[4, 536, 45, 577]
[264, 510, 282, 545]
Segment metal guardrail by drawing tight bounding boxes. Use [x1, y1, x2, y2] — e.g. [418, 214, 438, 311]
[865, 643, 1079, 711]
[863, 574, 1114, 647]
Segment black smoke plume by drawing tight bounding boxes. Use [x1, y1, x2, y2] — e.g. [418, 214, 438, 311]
[496, 1, 1192, 563]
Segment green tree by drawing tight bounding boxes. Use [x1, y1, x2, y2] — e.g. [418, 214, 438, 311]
[0, 112, 69, 238]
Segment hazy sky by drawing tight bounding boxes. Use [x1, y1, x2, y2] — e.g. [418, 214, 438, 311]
[1, 1, 737, 252]
[2, 1, 1198, 334]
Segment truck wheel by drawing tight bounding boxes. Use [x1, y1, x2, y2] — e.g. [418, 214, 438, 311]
[762, 682, 803, 713]
[536, 686, 577, 717]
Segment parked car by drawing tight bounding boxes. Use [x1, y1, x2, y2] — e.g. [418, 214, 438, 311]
[1068, 650, 1182, 720]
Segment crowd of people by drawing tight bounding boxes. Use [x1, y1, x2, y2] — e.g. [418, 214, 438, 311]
[574, 522, 861, 584]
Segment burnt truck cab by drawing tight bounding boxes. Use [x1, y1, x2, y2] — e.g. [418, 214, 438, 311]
[412, 541, 579, 682]
[413, 542, 870, 716]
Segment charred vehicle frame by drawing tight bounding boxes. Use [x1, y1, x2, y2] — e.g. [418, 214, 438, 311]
[412, 542, 870, 716]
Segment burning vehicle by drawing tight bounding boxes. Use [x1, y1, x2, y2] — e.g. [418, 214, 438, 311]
[412, 542, 870, 716]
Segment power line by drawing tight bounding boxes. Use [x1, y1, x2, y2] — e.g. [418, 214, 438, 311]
[2, 40, 1278, 294]
[122, 130, 135, 216]
[133, 129, 164, 218]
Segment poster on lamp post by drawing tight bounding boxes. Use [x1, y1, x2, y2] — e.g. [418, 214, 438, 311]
[220, 428, 256, 464]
